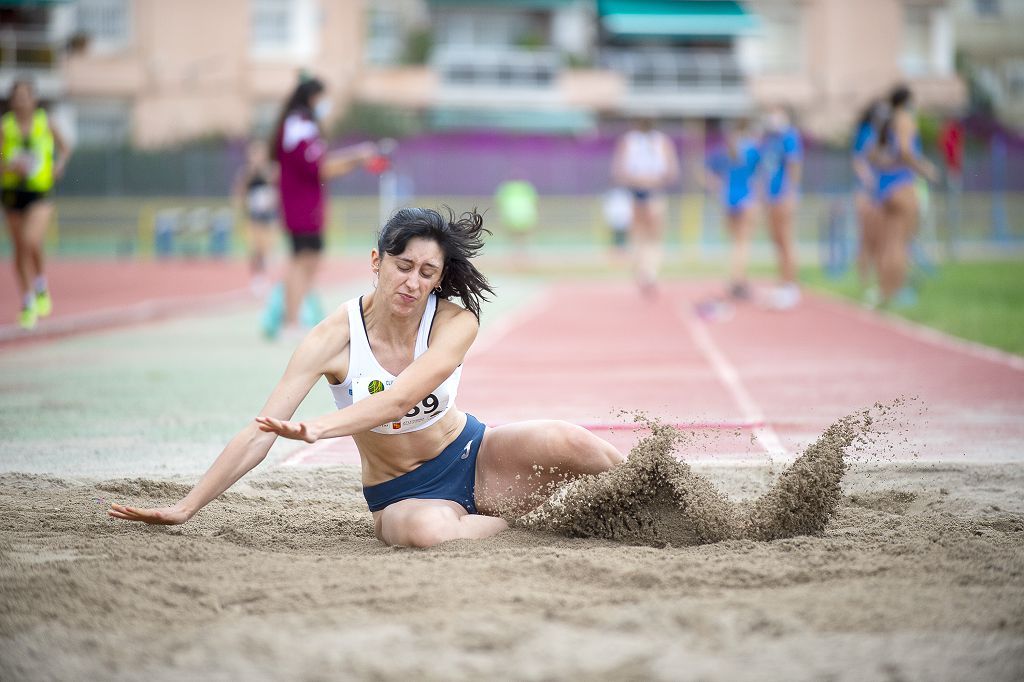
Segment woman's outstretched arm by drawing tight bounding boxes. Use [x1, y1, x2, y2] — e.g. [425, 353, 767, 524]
[256, 307, 478, 442]
[109, 320, 345, 524]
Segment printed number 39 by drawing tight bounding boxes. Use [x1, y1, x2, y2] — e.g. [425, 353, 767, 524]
[405, 394, 440, 419]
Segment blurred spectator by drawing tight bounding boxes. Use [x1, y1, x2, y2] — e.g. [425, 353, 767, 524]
[852, 100, 883, 303]
[612, 117, 679, 297]
[759, 106, 803, 309]
[494, 176, 538, 264]
[939, 116, 964, 243]
[233, 139, 278, 296]
[268, 75, 376, 340]
[1, 78, 71, 330]
[870, 85, 937, 308]
[603, 187, 633, 256]
[701, 119, 761, 301]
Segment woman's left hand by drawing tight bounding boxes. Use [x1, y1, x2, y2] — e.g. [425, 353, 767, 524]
[254, 416, 321, 442]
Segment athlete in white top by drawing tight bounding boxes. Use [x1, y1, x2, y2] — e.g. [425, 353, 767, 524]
[109, 208, 625, 548]
[612, 118, 680, 296]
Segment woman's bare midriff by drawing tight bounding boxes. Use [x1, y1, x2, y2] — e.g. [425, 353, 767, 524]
[353, 408, 468, 486]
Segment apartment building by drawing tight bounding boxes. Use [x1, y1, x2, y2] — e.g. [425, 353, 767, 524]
[953, 0, 1024, 128]
[0, 0, 967, 147]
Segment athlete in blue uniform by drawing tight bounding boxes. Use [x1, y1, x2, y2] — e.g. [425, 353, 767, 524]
[851, 100, 883, 300]
[109, 208, 626, 547]
[760, 106, 803, 309]
[869, 86, 936, 306]
[703, 119, 761, 300]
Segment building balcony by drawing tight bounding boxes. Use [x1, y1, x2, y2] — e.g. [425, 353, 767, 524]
[600, 48, 751, 116]
[431, 45, 563, 107]
[0, 27, 66, 100]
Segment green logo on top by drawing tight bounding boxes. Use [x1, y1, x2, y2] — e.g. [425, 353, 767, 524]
[368, 380, 385, 394]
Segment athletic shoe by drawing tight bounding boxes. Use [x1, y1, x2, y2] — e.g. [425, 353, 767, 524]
[18, 305, 37, 330]
[728, 281, 751, 301]
[261, 283, 285, 340]
[769, 283, 801, 311]
[891, 286, 918, 309]
[861, 286, 881, 309]
[300, 291, 325, 328]
[35, 290, 52, 317]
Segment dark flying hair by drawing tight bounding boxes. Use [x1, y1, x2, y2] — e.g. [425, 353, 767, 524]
[270, 76, 324, 152]
[856, 99, 879, 131]
[377, 207, 494, 320]
[878, 85, 913, 147]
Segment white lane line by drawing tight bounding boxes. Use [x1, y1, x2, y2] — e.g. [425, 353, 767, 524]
[681, 314, 789, 460]
[277, 286, 554, 468]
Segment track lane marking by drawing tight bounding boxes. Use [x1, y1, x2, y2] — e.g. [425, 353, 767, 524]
[680, 313, 789, 460]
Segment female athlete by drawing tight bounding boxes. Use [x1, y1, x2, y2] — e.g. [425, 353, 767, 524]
[109, 208, 625, 547]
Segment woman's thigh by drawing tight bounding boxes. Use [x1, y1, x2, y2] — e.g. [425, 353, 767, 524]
[4, 209, 24, 246]
[22, 200, 53, 246]
[474, 420, 623, 515]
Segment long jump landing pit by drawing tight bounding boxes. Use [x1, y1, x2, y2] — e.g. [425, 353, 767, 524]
[2, 281, 1023, 680]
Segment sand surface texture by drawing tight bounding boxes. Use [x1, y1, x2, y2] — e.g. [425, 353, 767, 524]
[3, 412, 1023, 681]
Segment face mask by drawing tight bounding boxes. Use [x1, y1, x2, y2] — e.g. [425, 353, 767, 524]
[313, 100, 332, 121]
[765, 112, 786, 133]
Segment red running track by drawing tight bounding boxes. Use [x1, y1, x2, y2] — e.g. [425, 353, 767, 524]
[0, 257, 364, 345]
[283, 280, 1024, 467]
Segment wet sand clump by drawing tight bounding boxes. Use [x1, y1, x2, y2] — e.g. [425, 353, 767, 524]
[520, 411, 872, 547]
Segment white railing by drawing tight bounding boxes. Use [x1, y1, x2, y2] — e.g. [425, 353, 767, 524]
[432, 45, 561, 89]
[601, 49, 744, 91]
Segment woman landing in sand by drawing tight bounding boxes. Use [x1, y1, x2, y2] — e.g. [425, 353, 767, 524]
[110, 208, 624, 547]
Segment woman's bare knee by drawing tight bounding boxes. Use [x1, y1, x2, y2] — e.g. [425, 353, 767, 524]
[552, 422, 623, 472]
[389, 506, 459, 548]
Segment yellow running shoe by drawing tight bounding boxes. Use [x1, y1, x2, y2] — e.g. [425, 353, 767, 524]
[35, 290, 52, 317]
[19, 305, 37, 330]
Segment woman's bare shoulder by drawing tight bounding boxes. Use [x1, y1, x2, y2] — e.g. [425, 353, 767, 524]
[435, 298, 478, 326]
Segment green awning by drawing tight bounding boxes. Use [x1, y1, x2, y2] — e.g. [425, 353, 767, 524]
[599, 0, 758, 37]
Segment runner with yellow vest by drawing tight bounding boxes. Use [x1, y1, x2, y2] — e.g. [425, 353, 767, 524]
[1, 79, 71, 329]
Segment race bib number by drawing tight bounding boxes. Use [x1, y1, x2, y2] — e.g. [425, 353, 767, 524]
[351, 377, 447, 432]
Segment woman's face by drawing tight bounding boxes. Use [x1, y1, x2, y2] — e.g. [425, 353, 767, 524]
[10, 83, 35, 114]
[372, 237, 445, 317]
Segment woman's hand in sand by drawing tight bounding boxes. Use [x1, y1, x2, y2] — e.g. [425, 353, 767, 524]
[254, 416, 321, 443]
[108, 503, 191, 525]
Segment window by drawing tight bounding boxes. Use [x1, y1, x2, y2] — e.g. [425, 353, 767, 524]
[1005, 59, 1024, 99]
[974, 0, 1001, 16]
[756, 4, 803, 74]
[901, 5, 932, 76]
[434, 11, 542, 48]
[75, 0, 131, 51]
[251, 0, 293, 52]
[73, 99, 131, 147]
[366, 7, 403, 65]
[250, 0, 316, 59]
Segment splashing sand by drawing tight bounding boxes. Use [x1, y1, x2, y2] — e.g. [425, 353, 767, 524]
[519, 410, 872, 546]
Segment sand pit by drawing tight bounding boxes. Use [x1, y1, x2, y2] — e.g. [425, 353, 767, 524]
[518, 411, 867, 545]
[2, 413, 1023, 680]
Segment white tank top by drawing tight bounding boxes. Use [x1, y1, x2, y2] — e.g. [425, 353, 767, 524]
[328, 294, 462, 435]
[622, 130, 669, 178]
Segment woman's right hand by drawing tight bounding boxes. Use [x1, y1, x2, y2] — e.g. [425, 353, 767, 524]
[108, 503, 191, 525]
[254, 415, 321, 442]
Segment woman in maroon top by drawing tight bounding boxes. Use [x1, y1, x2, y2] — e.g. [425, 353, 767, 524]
[271, 77, 377, 337]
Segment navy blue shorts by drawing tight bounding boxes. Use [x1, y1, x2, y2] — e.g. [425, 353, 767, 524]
[362, 414, 486, 514]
